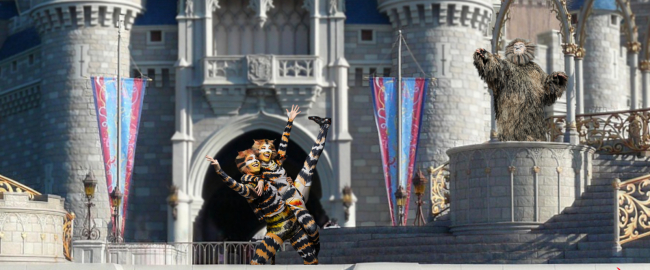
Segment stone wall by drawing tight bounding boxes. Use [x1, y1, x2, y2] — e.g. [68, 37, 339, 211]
[32, 2, 142, 241]
[583, 12, 626, 113]
[124, 26, 178, 242]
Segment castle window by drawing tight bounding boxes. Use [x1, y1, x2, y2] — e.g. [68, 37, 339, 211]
[148, 30, 163, 43]
[162, 68, 170, 87]
[147, 69, 156, 86]
[383, 68, 391, 77]
[29, 54, 34, 65]
[355, 68, 363, 86]
[610, 15, 618, 26]
[359, 29, 376, 44]
[11, 61, 17, 72]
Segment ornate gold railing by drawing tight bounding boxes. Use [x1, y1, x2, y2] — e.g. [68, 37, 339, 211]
[429, 163, 449, 218]
[63, 212, 75, 261]
[616, 175, 650, 245]
[545, 108, 650, 154]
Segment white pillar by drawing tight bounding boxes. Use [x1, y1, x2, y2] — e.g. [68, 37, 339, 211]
[575, 48, 584, 115]
[641, 60, 650, 108]
[170, 11, 194, 242]
[563, 44, 578, 144]
[630, 48, 640, 110]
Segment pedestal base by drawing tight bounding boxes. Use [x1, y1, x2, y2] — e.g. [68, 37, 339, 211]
[447, 142, 594, 235]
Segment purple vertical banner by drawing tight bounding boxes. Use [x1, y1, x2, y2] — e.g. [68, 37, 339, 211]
[370, 77, 399, 226]
[91, 77, 147, 238]
[399, 78, 429, 225]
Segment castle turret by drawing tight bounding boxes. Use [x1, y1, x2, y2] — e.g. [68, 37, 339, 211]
[29, 0, 142, 239]
[378, 0, 493, 166]
[570, 0, 623, 113]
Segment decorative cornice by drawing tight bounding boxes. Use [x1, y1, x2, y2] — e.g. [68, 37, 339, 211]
[574, 47, 586, 59]
[627, 41, 642, 53]
[639, 60, 650, 72]
[562, 43, 577, 55]
[30, 2, 142, 34]
[379, 0, 492, 31]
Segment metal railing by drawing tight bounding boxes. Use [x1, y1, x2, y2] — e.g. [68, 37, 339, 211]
[105, 241, 261, 265]
[546, 108, 650, 154]
[615, 174, 650, 246]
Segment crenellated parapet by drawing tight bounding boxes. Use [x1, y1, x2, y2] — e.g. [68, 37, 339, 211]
[29, 0, 143, 34]
[378, 0, 493, 32]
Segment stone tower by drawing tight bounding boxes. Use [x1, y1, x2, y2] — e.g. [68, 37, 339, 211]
[377, 0, 493, 167]
[29, 0, 143, 239]
[570, 0, 623, 113]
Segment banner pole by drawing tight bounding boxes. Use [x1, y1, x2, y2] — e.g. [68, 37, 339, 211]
[397, 30, 403, 226]
[116, 19, 123, 242]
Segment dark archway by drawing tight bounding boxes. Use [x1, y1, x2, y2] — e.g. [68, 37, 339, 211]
[194, 129, 330, 242]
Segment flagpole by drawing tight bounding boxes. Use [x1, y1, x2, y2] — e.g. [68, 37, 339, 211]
[397, 30, 403, 226]
[116, 19, 123, 242]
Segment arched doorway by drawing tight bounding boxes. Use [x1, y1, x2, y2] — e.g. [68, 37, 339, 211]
[193, 129, 330, 241]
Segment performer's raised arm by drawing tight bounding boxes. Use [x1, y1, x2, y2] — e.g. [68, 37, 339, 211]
[205, 155, 259, 199]
[542, 70, 568, 106]
[277, 105, 301, 165]
[473, 48, 509, 95]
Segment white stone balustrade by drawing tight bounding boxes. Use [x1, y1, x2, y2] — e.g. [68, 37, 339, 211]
[203, 55, 321, 86]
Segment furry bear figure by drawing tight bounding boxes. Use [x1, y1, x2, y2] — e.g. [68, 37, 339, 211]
[473, 38, 568, 141]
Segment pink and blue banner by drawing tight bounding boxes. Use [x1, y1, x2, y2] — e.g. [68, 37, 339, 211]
[91, 77, 147, 238]
[370, 77, 429, 226]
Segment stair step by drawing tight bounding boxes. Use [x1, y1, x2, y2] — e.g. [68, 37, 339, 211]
[563, 249, 615, 258]
[561, 206, 612, 214]
[547, 213, 614, 222]
[548, 257, 633, 263]
[577, 241, 616, 250]
[536, 226, 612, 234]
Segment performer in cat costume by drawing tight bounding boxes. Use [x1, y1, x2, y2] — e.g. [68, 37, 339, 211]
[252, 105, 331, 258]
[205, 150, 318, 265]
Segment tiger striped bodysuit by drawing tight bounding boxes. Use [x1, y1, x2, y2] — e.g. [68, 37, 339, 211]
[213, 167, 318, 265]
[258, 119, 332, 257]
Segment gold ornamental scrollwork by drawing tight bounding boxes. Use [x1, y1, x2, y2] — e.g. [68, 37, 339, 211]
[429, 163, 449, 217]
[63, 212, 75, 261]
[547, 108, 650, 154]
[549, 0, 574, 43]
[546, 116, 566, 142]
[618, 175, 650, 245]
[0, 174, 41, 199]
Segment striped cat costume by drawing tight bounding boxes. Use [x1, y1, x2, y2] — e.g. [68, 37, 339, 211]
[207, 151, 318, 265]
[253, 116, 332, 258]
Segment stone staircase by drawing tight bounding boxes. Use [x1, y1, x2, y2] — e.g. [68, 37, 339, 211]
[276, 227, 586, 264]
[276, 154, 650, 264]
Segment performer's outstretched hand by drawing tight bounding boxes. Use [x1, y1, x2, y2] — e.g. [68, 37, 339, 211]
[475, 48, 488, 59]
[205, 155, 221, 171]
[255, 180, 264, 196]
[287, 105, 301, 121]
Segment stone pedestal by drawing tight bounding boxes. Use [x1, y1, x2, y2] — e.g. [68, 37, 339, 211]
[72, 240, 105, 263]
[0, 193, 69, 263]
[447, 142, 594, 234]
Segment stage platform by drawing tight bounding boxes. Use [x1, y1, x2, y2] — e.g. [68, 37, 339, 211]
[3, 263, 647, 269]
